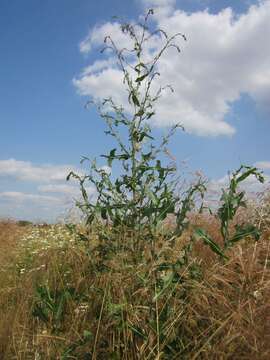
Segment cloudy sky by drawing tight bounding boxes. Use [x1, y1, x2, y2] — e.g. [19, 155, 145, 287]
[1, 0, 269, 221]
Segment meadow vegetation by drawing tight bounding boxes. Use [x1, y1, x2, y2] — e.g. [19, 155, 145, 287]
[0, 207, 269, 359]
[0, 10, 269, 359]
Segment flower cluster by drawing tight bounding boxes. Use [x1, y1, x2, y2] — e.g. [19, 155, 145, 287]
[15, 225, 77, 275]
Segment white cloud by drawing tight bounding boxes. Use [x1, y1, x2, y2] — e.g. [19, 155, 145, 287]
[79, 22, 134, 54]
[0, 159, 89, 221]
[74, 0, 270, 136]
[0, 191, 60, 204]
[255, 161, 270, 170]
[73, 67, 127, 107]
[38, 184, 79, 195]
[0, 158, 78, 183]
[0, 191, 72, 222]
[38, 184, 96, 197]
[0, 158, 99, 221]
[81, 58, 116, 76]
[0, 186, 95, 222]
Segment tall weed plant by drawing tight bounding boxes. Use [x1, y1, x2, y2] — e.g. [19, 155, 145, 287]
[68, 10, 264, 259]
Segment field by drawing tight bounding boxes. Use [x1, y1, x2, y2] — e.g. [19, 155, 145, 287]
[1, 15, 270, 359]
[0, 209, 269, 359]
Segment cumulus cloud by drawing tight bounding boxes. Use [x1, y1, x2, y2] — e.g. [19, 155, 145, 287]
[0, 158, 95, 221]
[74, 0, 270, 136]
[0, 191, 60, 203]
[0, 158, 79, 183]
[0, 191, 66, 220]
[38, 184, 80, 195]
[255, 161, 270, 170]
[79, 22, 135, 54]
[0, 191, 72, 222]
[38, 184, 96, 198]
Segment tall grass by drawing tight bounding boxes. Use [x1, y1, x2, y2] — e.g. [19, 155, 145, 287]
[0, 211, 269, 359]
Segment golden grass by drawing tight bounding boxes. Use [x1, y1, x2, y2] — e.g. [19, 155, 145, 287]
[0, 220, 30, 266]
[0, 220, 31, 357]
[0, 217, 269, 359]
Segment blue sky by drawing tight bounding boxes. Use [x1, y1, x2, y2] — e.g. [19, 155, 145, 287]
[0, 0, 269, 221]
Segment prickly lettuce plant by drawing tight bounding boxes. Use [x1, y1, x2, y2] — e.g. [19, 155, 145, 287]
[196, 165, 264, 257]
[68, 10, 206, 252]
[218, 165, 264, 247]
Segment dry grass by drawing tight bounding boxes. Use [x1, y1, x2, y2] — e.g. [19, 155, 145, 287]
[0, 220, 31, 357]
[0, 220, 30, 265]
[0, 216, 269, 359]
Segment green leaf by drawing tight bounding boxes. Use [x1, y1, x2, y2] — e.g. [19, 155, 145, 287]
[55, 293, 66, 323]
[135, 73, 149, 83]
[107, 148, 117, 167]
[134, 62, 148, 73]
[230, 224, 261, 244]
[66, 172, 72, 181]
[101, 207, 107, 220]
[132, 93, 140, 107]
[78, 233, 89, 242]
[139, 131, 154, 142]
[135, 109, 145, 117]
[128, 324, 147, 339]
[146, 187, 158, 206]
[32, 305, 49, 323]
[153, 270, 175, 301]
[146, 111, 155, 119]
[118, 153, 130, 161]
[142, 151, 153, 161]
[195, 229, 228, 260]
[236, 167, 257, 183]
